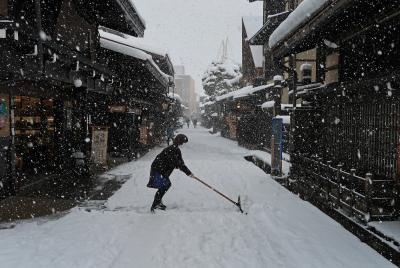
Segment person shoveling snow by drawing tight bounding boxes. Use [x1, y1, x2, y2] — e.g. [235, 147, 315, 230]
[146, 133, 244, 213]
[147, 134, 195, 212]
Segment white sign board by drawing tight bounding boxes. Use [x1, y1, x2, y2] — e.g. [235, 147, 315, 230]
[91, 127, 109, 165]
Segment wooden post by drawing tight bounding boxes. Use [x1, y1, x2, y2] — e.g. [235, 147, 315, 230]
[326, 160, 332, 202]
[365, 173, 373, 222]
[8, 92, 16, 196]
[350, 168, 356, 217]
[336, 163, 343, 209]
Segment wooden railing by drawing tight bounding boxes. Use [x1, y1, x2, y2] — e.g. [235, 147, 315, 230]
[291, 154, 399, 222]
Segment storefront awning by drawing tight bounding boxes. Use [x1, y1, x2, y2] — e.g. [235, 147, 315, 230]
[269, 0, 399, 57]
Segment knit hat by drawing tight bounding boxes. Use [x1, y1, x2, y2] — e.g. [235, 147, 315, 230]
[174, 134, 188, 146]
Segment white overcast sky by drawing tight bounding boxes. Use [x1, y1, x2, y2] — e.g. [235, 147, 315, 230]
[134, 0, 263, 95]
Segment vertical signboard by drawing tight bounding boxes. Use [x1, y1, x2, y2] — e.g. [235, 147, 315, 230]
[0, 95, 9, 137]
[91, 126, 109, 165]
[225, 114, 237, 139]
[271, 117, 283, 176]
[0, 94, 10, 193]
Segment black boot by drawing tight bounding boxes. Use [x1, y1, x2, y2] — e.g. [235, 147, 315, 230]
[156, 202, 166, 210]
[151, 200, 167, 211]
[151, 187, 169, 212]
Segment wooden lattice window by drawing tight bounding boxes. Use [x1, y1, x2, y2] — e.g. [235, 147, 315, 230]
[0, 0, 7, 17]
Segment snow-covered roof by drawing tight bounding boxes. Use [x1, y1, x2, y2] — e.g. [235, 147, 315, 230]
[242, 16, 263, 40]
[100, 30, 151, 61]
[167, 92, 183, 103]
[267, 10, 291, 20]
[99, 28, 172, 84]
[203, 101, 215, 106]
[99, 27, 168, 57]
[233, 83, 274, 100]
[269, 0, 330, 48]
[216, 86, 253, 102]
[261, 101, 275, 109]
[216, 83, 275, 102]
[200, 101, 214, 108]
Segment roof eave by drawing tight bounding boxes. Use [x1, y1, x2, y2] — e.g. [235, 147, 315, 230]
[116, 0, 146, 37]
[269, 0, 352, 58]
[249, 12, 290, 46]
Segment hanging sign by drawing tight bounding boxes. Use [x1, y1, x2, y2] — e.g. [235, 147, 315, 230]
[109, 105, 127, 113]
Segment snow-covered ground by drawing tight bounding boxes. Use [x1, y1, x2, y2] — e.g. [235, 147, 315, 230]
[0, 127, 395, 268]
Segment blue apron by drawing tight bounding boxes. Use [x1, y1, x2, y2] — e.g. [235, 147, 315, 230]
[147, 172, 171, 189]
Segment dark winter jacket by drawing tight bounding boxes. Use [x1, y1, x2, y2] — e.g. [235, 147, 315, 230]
[151, 145, 192, 178]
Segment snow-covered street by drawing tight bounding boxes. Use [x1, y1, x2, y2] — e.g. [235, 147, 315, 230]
[0, 127, 395, 268]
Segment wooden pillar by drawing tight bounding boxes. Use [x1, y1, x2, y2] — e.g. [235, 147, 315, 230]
[288, 54, 297, 159]
[316, 46, 326, 83]
[289, 54, 297, 107]
[53, 99, 66, 170]
[7, 92, 16, 196]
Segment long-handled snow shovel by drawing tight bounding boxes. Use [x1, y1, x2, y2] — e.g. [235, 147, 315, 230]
[191, 176, 245, 213]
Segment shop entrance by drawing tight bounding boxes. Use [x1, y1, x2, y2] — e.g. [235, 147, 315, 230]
[14, 96, 56, 187]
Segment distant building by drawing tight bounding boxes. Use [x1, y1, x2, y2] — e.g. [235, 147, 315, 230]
[173, 66, 198, 117]
[174, 65, 186, 75]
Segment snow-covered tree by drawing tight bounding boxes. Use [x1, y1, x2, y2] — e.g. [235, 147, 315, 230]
[202, 39, 242, 97]
[202, 59, 242, 97]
